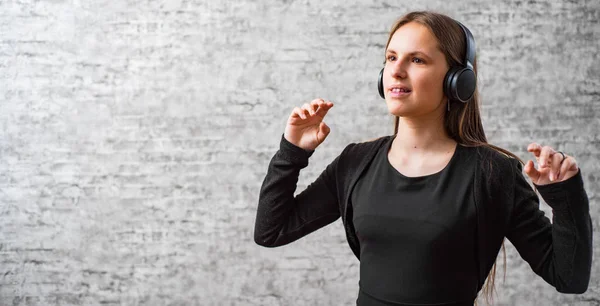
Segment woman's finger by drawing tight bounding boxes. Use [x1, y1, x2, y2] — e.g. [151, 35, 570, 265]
[527, 143, 542, 158]
[315, 100, 334, 117]
[549, 151, 563, 181]
[290, 107, 299, 118]
[301, 103, 315, 116]
[539, 146, 555, 169]
[524, 160, 541, 182]
[310, 98, 325, 107]
[558, 156, 578, 181]
[305, 99, 326, 116]
[290, 98, 333, 122]
[312, 99, 325, 113]
[292, 106, 307, 120]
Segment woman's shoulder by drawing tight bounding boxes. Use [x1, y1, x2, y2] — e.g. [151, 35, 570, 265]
[342, 135, 393, 153]
[470, 143, 522, 179]
[356, 134, 394, 145]
[333, 135, 393, 164]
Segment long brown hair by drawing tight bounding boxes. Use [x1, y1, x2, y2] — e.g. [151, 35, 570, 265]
[384, 11, 524, 305]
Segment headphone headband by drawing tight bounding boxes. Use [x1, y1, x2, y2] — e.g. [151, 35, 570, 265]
[455, 20, 476, 70]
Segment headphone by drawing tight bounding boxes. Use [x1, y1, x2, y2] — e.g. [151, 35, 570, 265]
[377, 20, 477, 104]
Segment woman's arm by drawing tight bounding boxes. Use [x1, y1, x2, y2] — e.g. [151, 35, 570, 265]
[506, 160, 592, 293]
[254, 134, 342, 247]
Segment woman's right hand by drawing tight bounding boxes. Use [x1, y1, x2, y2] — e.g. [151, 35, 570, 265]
[284, 98, 334, 151]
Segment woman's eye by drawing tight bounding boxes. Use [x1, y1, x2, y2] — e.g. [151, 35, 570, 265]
[412, 57, 424, 64]
[386, 55, 396, 62]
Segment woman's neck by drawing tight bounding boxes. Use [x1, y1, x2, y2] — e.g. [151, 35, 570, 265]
[392, 115, 456, 155]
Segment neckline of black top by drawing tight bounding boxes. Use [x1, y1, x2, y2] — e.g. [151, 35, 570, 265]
[385, 135, 462, 181]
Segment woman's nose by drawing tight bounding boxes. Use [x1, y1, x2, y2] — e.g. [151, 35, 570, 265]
[389, 61, 407, 79]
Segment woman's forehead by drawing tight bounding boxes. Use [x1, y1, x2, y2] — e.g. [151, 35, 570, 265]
[386, 22, 440, 55]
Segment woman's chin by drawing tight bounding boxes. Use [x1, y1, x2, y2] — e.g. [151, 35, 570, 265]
[386, 102, 410, 117]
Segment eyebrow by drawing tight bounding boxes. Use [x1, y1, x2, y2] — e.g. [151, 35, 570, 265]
[385, 49, 433, 60]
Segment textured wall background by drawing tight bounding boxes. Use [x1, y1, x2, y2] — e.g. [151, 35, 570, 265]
[0, 0, 598, 305]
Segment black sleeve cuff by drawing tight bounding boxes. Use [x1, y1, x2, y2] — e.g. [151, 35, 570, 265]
[278, 133, 315, 166]
[534, 169, 587, 211]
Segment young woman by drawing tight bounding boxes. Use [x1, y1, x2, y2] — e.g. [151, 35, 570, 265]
[254, 11, 592, 306]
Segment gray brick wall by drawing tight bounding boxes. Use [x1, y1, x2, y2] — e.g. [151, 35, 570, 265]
[0, 0, 598, 305]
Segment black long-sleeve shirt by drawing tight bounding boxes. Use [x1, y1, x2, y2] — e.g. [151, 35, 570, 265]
[254, 134, 592, 304]
[353, 138, 478, 305]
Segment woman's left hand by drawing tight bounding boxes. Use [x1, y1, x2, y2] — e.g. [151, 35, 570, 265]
[524, 143, 579, 185]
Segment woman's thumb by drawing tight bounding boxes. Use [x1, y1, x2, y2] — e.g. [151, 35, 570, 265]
[523, 160, 540, 182]
[318, 122, 330, 140]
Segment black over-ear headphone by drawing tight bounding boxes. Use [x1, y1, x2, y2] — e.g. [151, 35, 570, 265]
[378, 20, 476, 104]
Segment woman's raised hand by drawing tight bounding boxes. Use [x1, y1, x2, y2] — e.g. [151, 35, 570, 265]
[284, 98, 334, 151]
[524, 143, 579, 185]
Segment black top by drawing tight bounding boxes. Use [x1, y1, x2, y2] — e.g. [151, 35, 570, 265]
[254, 134, 592, 302]
[352, 137, 478, 305]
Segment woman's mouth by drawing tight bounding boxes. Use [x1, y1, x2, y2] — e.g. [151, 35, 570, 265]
[389, 87, 412, 98]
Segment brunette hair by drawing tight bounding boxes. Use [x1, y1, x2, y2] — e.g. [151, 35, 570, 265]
[384, 11, 525, 305]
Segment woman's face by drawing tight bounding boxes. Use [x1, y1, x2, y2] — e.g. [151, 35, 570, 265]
[383, 21, 449, 118]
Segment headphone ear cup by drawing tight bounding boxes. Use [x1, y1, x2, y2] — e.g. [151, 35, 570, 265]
[455, 68, 476, 102]
[378, 68, 385, 99]
[444, 66, 460, 102]
[444, 67, 476, 103]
